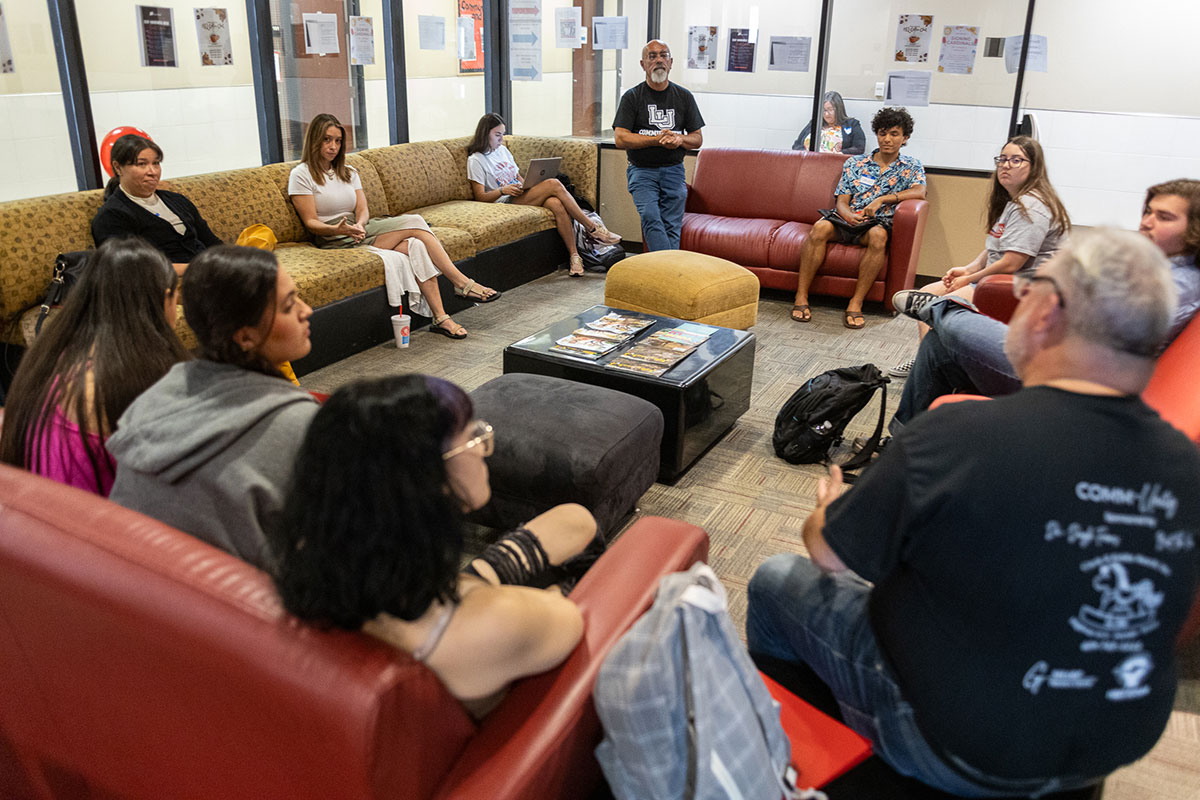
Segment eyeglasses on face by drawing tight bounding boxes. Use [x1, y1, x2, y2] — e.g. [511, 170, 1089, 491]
[645, 50, 671, 60]
[994, 155, 1028, 167]
[442, 419, 495, 460]
[1012, 274, 1066, 309]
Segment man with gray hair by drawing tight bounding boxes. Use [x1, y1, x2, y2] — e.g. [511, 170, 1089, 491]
[747, 228, 1200, 796]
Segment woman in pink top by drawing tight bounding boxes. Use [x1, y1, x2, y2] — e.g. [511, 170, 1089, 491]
[0, 238, 190, 495]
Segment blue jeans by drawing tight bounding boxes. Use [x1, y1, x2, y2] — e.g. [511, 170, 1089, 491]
[891, 297, 1022, 433]
[627, 163, 687, 251]
[746, 555, 1096, 798]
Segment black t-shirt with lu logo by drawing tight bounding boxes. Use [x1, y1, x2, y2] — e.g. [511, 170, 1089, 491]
[823, 386, 1200, 782]
[612, 81, 705, 169]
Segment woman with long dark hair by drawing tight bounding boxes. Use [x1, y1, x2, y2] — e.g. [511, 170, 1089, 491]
[91, 134, 222, 271]
[792, 91, 865, 154]
[890, 136, 1070, 376]
[270, 374, 596, 717]
[0, 238, 189, 496]
[289, 113, 496, 339]
[107, 245, 319, 571]
[467, 113, 621, 276]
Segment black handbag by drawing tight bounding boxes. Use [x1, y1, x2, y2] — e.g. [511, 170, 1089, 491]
[35, 251, 90, 335]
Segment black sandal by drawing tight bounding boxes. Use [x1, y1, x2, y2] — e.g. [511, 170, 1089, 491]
[463, 526, 557, 588]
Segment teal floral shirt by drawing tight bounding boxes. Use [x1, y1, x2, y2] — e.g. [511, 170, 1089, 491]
[834, 150, 925, 219]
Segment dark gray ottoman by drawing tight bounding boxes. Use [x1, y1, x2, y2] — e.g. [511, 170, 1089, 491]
[468, 373, 663, 541]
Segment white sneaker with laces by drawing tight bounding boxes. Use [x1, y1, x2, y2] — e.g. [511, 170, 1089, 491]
[889, 357, 915, 378]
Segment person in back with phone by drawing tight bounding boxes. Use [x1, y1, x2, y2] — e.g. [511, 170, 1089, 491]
[791, 107, 926, 329]
[466, 113, 620, 277]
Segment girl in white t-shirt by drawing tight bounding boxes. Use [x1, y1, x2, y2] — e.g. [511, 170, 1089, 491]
[467, 113, 621, 276]
[289, 114, 499, 340]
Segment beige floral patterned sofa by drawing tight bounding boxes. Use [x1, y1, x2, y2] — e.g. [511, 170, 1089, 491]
[0, 135, 598, 371]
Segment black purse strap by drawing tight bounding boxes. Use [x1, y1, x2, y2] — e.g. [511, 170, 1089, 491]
[838, 380, 888, 478]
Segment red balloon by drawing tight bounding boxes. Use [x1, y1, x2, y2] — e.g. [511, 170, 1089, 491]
[100, 126, 152, 178]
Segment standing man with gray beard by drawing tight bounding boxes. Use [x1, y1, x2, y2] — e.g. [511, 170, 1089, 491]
[613, 39, 704, 251]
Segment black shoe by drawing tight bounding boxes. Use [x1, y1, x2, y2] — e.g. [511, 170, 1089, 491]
[892, 290, 939, 321]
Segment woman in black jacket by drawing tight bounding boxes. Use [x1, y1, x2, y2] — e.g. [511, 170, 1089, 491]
[91, 134, 222, 272]
[792, 91, 865, 155]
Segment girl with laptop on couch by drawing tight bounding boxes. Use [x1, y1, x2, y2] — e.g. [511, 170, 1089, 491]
[467, 113, 621, 276]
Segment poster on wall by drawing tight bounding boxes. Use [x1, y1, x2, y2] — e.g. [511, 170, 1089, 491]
[418, 15, 445, 50]
[767, 36, 811, 72]
[301, 12, 339, 55]
[1004, 34, 1047, 73]
[457, 16, 476, 60]
[894, 14, 933, 63]
[349, 16, 375, 64]
[937, 25, 978, 74]
[0, 3, 14, 74]
[885, 69, 931, 106]
[194, 8, 232, 66]
[138, 6, 178, 68]
[554, 6, 582, 49]
[687, 26, 717, 70]
[726, 28, 756, 73]
[592, 17, 628, 50]
[508, 0, 541, 81]
[458, 0, 484, 73]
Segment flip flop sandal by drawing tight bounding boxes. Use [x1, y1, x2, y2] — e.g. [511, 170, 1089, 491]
[454, 279, 501, 303]
[569, 254, 585, 277]
[791, 304, 811, 323]
[843, 310, 866, 330]
[430, 313, 467, 339]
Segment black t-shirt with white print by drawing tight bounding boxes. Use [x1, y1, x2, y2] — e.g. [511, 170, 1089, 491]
[823, 386, 1200, 782]
[612, 81, 704, 169]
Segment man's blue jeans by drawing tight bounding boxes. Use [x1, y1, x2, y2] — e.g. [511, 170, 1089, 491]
[747, 555, 1096, 797]
[891, 297, 1022, 433]
[627, 163, 687, 251]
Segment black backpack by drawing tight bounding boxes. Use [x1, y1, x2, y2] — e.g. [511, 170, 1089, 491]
[772, 364, 889, 468]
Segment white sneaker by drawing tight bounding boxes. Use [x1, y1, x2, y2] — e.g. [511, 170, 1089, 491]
[892, 290, 939, 320]
[889, 357, 915, 378]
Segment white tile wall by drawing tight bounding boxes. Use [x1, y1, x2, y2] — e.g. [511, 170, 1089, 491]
[1, 93, 77, 201]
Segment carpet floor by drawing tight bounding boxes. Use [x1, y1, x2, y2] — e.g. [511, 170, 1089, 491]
[303, 268, 1199, 800]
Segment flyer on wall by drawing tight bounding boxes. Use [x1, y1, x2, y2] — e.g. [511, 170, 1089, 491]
[885, 70, 932, 106]
[508, 0, 542, 81]
[417, 15, 444, 51]
[0, 3, 14, 74]
[554, 6, 582, 49]
[767, 36, 811, 72]
[726, 28, 756, 73]
[894, 14, 933, 63]
[350, 16, 375, 64]
[1004, 34, 1047, 74]
[194, 8, 232, 66]
[592, 16, 628, 50]
[458, 0, 484, 72]
[937, 25, 979, 74]
[138, 6, 177, 68]
[301, 12, 339, 55]
[687, 25, 717, 70]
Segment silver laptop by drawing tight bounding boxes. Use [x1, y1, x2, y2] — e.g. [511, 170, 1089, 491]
[522, 157, 562, 189]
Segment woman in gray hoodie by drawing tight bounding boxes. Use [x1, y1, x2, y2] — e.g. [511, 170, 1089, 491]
[107, 245, 317, 572]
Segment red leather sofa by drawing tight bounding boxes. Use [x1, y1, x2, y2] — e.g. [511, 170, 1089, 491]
[0, 464, 708, 800]
[681, 147, 930, 312]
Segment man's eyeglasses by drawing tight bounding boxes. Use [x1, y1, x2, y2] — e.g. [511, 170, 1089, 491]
[1012, 274, 1066, 309]
[645, 50, 671, 60]
[993, 155, 1028, 167]
[442, 420, 495, 460]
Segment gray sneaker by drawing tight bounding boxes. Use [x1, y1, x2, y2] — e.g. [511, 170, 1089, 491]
[889, 357, 916, 378]
[892, 290, 939, 321]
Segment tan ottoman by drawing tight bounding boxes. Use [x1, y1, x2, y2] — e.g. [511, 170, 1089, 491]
[604, 250, 759, 330]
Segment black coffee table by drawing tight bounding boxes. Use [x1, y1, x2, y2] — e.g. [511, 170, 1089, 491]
[503, 305, 755, 483]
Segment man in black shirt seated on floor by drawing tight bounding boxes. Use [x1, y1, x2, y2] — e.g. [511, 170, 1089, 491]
[747, 227, 1200, 797]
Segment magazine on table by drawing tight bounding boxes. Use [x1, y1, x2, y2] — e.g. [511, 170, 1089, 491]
[651, 325, 713, 347]
[620, 342, 693, 367]
[551, 331, 623, 359]
[586, 312, 654, 336]
[606, 356, 670, 377]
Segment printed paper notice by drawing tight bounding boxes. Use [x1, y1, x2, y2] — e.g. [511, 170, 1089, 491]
[458, 0, 483, 71]
[457, 16, 476, 60]
[302, 12, 339, 55]
[349, 16, 374, 64]
[687, 25, 717, 70]
[1005, 34, 1047, 74]
[726, 28, 755, 73]
[418, 15, 445, 50]
[555, 6, 582, 49]
[592, 16, 628, 50]
[894, 14, 933, 63]
[0, 3, 15, 74]
[937, 25, 978, 74]
[885, 69, 931, 106]
[194, 8, 232, 66]
[138, 6, 177, 67]
[767, 36, 810, 72]
[509, 0, 541, 81]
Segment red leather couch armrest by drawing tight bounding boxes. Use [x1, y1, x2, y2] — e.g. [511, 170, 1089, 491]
[437, 516, 709, 800]
[974, 274, 1018, 322]
[882, 198, 929, 312]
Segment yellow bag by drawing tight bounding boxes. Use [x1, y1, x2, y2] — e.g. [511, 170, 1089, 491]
[236, 224, 277, 251]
